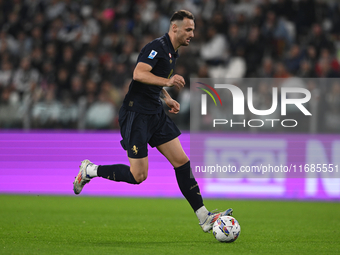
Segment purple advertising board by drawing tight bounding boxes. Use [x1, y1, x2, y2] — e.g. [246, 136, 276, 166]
[0, 131, 339, 200]
[190, 133, 340, 200]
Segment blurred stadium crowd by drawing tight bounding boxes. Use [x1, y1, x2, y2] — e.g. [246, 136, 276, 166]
[0, 0, 340, 132]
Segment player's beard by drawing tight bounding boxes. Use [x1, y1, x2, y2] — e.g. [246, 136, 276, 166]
[183, 39, 190, 46]
[180, 35, 191, 46]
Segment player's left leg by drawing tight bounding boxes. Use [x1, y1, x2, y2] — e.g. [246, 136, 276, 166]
[73, 158, 142, 195]
[156, 137, 233, 232]
[73, 155, 149, 195]
[73, 107, 152, 194]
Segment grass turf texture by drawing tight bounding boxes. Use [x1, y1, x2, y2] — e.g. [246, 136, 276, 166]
[0, 195, 339, 255]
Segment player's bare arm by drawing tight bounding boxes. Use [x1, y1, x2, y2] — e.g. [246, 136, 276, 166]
[160, 88, 180, 114]
[133, 62, 185, 89]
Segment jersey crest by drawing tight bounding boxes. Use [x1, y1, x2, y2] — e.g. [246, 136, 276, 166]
[131, 145, 138, 155]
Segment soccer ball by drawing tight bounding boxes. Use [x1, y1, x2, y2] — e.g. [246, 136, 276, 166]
[212, 216, 241, 243]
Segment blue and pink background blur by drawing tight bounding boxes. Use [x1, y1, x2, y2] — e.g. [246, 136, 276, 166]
[1, 132, 339, 200]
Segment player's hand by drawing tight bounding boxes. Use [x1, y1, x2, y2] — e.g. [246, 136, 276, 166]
[166, 99, 180, 114]
[166, 74, 185, 90]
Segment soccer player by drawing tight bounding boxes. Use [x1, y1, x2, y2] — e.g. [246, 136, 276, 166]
[73, 10, 232, 233]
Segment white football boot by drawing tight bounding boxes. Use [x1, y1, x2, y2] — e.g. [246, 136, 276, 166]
[73, 159, 92, 195]
[200, 208, 233, 232]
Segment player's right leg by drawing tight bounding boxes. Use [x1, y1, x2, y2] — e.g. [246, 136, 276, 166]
[156, 137, 233, 232]
[199, 209, 234, 232]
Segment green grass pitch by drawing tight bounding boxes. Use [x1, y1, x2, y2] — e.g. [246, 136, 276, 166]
[0, 195, 339, 255]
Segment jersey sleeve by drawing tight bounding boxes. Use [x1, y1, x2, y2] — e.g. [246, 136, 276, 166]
[137, 40, 163, 69]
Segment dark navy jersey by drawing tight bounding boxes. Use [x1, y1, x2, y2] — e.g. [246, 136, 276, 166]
[122, 33, 179, 114]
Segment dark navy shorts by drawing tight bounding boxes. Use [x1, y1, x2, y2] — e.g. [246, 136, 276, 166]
[118, 107, 181, 158]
